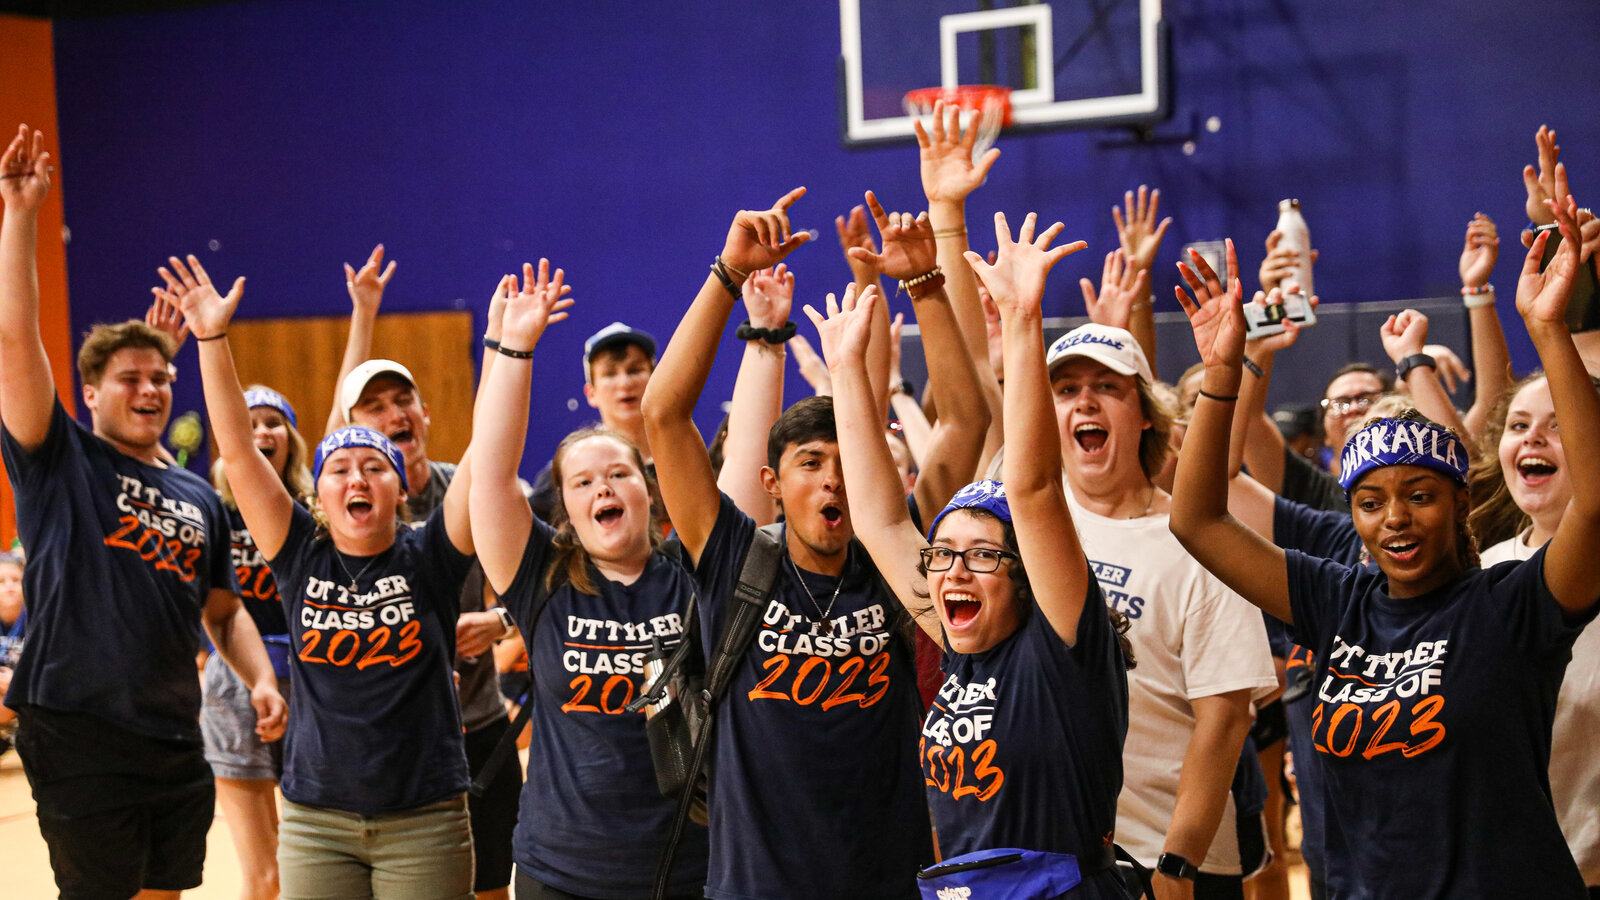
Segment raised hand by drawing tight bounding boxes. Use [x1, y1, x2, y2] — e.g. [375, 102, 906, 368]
[1243, 282, 1316, 357]
[0, 125, 51, 212]
[344, 244, 395, 316]
[845, 191, 937, 281]
[1379, 309, 1430, 363]
[144, 289, 191, 350]
[835, 205, 879, 276]
[980, 286, 1005, 380]
[1258, 229, 1317, 294]
[722, 187, 812, 275]
[789, 334, 833, 396]
[1112, 185, 1173, 272]
[742, 264, 795, 330]
[159, 255, 245, 340]
[888, 312, 905, 383]
[1459, 213, 1499, 288]
[485, 273, 515, 340]
[1422, 343, 1471, 393]
[914, 100, 1001, 205]
[1175, 238, 1247, 369]
[1523, 125, 1561, 227]
[963, 211, 1086, 319]
[1517, 169, 1583, 327]
[802, 283, 880, 369]
[1079, 248, 1150, 329]
[499, 259, 574, 350]
[1578, 207, 1600, 265]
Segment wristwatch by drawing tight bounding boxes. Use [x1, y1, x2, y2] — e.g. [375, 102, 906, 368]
[492, 606, 517, 640]
[1396, 352, 1437, 382]
[1156, 852, 1199, 881]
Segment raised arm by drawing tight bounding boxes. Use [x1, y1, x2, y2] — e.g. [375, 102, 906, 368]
[470, 261, 572, 589]
[1458, 213, 1512, 438]
[836, 205, 892, 413]
[1080, 248, 1151, 336]
[917, 102, 1006, 468]
[0, 126, 59, 451]
[886, 313, 933, 467]
[1378, 309, 1467, 437]
[1169, 240, 1293, 623]
[849, 191, 990, 516]
[966, 212, 1092, 644]
[641, 189, 811, 562]
[165, 256, 296, 559]
[1112, 185, 1172, 374]
[717, 266, 793, 524]
[803, 283, 936, 639]
[1228, 286, 1312, 483]
[1521, 179, 1600, 618]
[323, 244, 394, 436]
[788, 334, 832, 396]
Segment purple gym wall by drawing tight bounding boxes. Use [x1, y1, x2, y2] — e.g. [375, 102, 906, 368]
[48, 0, 1600, 477]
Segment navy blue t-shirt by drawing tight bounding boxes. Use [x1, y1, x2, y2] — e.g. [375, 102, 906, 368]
[227, 506, 288, 637]
[504, 516, 709, 898]
[1, 400, 235, 743]
[924, 581, 1128, 900]
[1285, 546, 1591, 899]
[1, 608, 25, 668]
[695, 494, 932, 900]
[269, 503, 472, 814]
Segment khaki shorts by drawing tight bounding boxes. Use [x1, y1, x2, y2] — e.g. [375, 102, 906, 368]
[279, 793, 474, 900]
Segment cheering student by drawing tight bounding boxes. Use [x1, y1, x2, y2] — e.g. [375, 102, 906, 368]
[204, 384, 312, 900]
[468, 260, 710, 899]
[1, 124, 285, 900]
[167, 256, 478, 900]
[1168, 181, 1599, 899]
[809, 210, 1134, 899]
[1467, 370, 1600, 892]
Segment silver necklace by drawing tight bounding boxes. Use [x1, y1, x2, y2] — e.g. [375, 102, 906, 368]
[789, 555, 844, 634]
[336, 551, 382, 592]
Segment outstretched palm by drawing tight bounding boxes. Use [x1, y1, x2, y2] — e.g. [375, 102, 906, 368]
[743, 264, 795, 330]
[1112, 185, 1172, 272]
[803, 283, 879, 369]
[160, 255, 243, 339]
[0, 125, 51, 213]
[915, 101, 1000, 204]
[965, 211, 1086, 320]
[847, 191, 936, 281]
[500, 259, 574, 349]
[1174, 239, 1246, 369]
[1517, 189, 1581, 327]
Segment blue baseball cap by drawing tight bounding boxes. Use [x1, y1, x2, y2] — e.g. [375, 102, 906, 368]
[243, 387, 297, 430]
[583, 322, 656, 382]
[313, 426, 409, 493]
[928, 480, 1012, 541]
[1338, 417, 1468, 495]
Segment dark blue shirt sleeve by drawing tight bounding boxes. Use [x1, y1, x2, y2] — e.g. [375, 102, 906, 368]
[503, 515, 559, 624]
[1284, 548, 1360, 654]
[1482, 545, 1597, 657]
[1274, 495, 1362, 566]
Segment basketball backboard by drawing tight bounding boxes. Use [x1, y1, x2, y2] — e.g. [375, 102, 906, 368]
[839, 0, 1168, 144]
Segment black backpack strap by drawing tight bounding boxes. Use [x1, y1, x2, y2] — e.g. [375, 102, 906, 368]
[470, 562, 557, 797]
[651, 523, 785, 900]
[1113, 845, 1155, 899]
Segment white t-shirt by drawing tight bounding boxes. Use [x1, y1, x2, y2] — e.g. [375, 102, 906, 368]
[1481, 531, 1600, 885]
[1067, 491, 1279, 874]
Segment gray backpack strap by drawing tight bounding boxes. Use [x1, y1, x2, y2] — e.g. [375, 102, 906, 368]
[703, 523, 785, 701]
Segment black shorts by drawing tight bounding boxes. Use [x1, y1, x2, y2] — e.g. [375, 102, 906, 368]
[465, 714, 522, 891]
[16, 707, 214, 899]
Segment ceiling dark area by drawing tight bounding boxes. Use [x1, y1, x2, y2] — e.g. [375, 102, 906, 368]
[0, 0, 233, 17]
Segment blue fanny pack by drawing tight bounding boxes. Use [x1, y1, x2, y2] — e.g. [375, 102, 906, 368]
[261, 634, 294, 680]
[917, 848, 1085, 900]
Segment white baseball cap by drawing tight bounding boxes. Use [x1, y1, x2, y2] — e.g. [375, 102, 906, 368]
[1045, 323, 1153, 384]
[341, 359, 417, 421]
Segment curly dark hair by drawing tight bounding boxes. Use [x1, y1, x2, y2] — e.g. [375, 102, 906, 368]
[920, 508, 1134, 669]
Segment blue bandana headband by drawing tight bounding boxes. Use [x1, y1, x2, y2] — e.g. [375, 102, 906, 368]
[928, 480, 1012, 541]
[1338, 417, 1469, 495]
[313, 426, 409, 494]
[243, 387, 298, 430]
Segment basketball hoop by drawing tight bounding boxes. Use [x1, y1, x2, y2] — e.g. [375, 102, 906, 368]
[903, 85, 1013, 162]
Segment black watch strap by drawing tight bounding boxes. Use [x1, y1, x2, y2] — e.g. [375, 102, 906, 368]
[1396, 352, 1437, 381]
[1156, 851, 1199, 880]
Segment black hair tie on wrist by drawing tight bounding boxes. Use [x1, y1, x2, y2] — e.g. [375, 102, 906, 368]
[1198, 389, 1239, 402]
[735, 320, 798, 345]
[496, 344, 535, 359]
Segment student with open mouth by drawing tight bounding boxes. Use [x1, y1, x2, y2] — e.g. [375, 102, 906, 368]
[167, 257, 479, 900]
[810, 211, 1136, 899]
[1169, 188, 1600, 899]
[467, 260, 709, 900]
[1468, 369, 1600, 893]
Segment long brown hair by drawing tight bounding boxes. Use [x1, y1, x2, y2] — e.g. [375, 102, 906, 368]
[213, 385, 314, 508]
[1466, 372, 1546, 550]
[545, 427, 664, 595]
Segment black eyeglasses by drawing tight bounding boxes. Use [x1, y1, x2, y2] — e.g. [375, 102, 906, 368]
[920, 546, 1018, 573]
